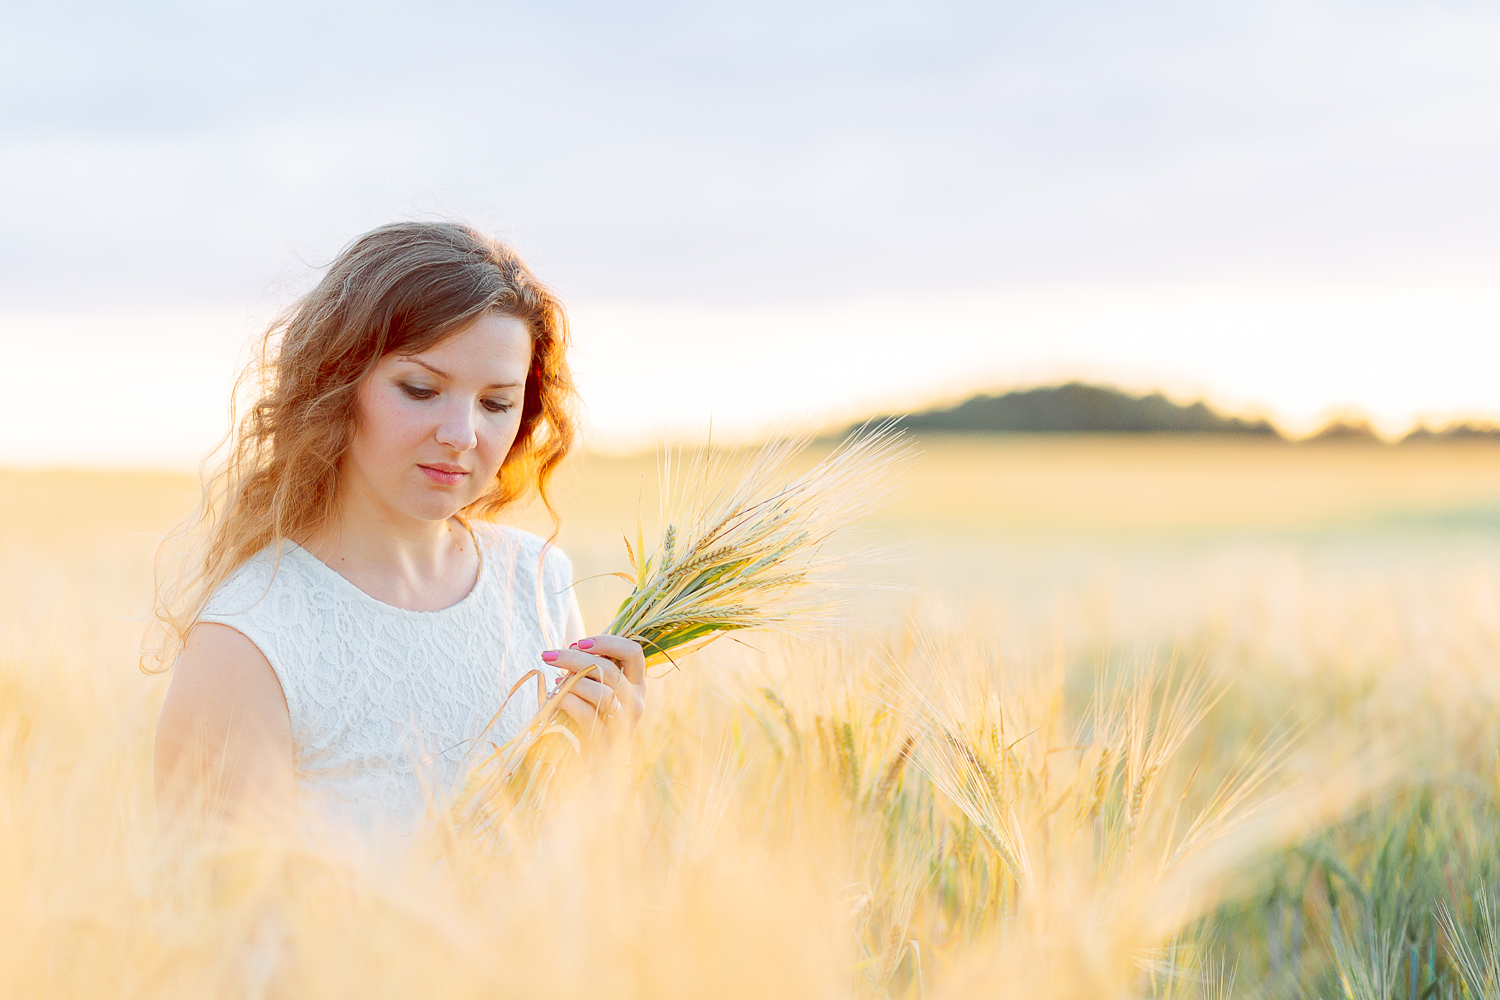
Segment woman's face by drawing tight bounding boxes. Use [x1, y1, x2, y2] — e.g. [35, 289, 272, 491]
[344, 311, 533, 524]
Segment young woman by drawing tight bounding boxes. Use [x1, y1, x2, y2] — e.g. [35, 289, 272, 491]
[149, 222, 645, 836]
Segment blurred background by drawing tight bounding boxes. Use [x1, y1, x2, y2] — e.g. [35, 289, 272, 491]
[2, 0, 1499, 465]
[7, 6, 1500, 996]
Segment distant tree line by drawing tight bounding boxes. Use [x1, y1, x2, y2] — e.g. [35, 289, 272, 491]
[851, 382, 1500, 442]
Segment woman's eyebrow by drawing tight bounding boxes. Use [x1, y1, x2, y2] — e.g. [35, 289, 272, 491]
[397, 356, 450, 378]
[396, 356, 521, 389]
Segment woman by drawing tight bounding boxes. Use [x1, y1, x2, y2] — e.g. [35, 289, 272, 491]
[149, 221, 645, 836]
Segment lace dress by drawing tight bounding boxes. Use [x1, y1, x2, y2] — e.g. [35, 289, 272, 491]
[196, 522, 575, 837]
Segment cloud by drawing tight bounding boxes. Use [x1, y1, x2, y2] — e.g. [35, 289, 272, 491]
[2, 1, 1498, 307]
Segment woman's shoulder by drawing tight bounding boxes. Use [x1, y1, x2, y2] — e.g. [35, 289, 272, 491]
[470, 521, 573, 576]
[199, 540, 309, 619]
[470, 521, 576, 643]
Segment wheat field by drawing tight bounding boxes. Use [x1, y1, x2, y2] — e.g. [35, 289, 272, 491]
[4, 436, 1500, 999]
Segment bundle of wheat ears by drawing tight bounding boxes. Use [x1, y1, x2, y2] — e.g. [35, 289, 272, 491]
[450, 423, 912, 831]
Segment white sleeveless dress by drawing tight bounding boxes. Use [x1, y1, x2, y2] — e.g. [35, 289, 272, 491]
[196, 522, 575, 837]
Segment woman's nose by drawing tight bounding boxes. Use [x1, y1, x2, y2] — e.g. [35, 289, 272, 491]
[434, 399, 479, 451]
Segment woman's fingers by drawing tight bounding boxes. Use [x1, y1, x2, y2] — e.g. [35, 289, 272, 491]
[558, 692, 612, 735]
[560, 676, 615, 713]
[543, 648, 621, 686]
[570, 635, 646, 685]
[540, 635, 647, 738]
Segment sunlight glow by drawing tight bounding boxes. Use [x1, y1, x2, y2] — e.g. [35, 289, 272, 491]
[3, 281, 1496, 467]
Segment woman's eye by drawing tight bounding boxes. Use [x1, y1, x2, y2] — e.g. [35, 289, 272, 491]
[400, 383, 436, 400]
[483, 399, 514, 414]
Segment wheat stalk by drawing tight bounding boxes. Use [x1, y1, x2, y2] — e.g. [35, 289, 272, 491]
[450, 422, 913, 832]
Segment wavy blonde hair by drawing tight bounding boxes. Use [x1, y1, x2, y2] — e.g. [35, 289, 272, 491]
[143, 221, 578, 673]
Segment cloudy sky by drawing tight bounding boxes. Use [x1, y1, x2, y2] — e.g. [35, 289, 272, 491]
[3, 0, 1498, 463]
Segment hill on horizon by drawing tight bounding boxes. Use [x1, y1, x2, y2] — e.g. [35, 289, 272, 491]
[860, 382, 1282, 437]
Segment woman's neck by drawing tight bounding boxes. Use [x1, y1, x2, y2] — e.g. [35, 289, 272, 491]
[300, 471, 478, 612]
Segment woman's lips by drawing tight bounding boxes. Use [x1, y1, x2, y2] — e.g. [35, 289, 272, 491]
[418, 464, 468, 486]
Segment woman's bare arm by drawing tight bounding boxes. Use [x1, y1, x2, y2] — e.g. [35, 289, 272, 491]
[153, 623, 294, 831]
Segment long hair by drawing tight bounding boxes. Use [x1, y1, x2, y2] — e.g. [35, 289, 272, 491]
[143, 221, 577, 673]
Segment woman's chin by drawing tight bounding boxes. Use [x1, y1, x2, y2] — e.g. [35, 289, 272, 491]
[391, 474, 485, 519]
[397, 493, 473, 524]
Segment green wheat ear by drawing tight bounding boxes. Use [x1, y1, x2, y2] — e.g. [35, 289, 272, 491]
[604, 421, 914, 667]
[455, 421, 914, 809]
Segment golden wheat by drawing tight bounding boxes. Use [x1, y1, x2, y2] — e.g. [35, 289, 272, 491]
[6, 443, 1500, 999]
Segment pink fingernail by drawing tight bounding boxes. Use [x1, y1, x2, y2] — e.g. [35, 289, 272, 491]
[577, 639, 595, 650]
[541, 650, 559, 662]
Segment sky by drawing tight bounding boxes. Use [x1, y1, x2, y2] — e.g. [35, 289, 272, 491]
[2, 0, 1498, 464]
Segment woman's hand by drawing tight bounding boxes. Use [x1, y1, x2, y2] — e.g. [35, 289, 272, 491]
[540, 635, 647, 744]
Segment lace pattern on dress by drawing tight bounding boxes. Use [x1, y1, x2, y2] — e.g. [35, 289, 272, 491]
[196, 523, 574, 836]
